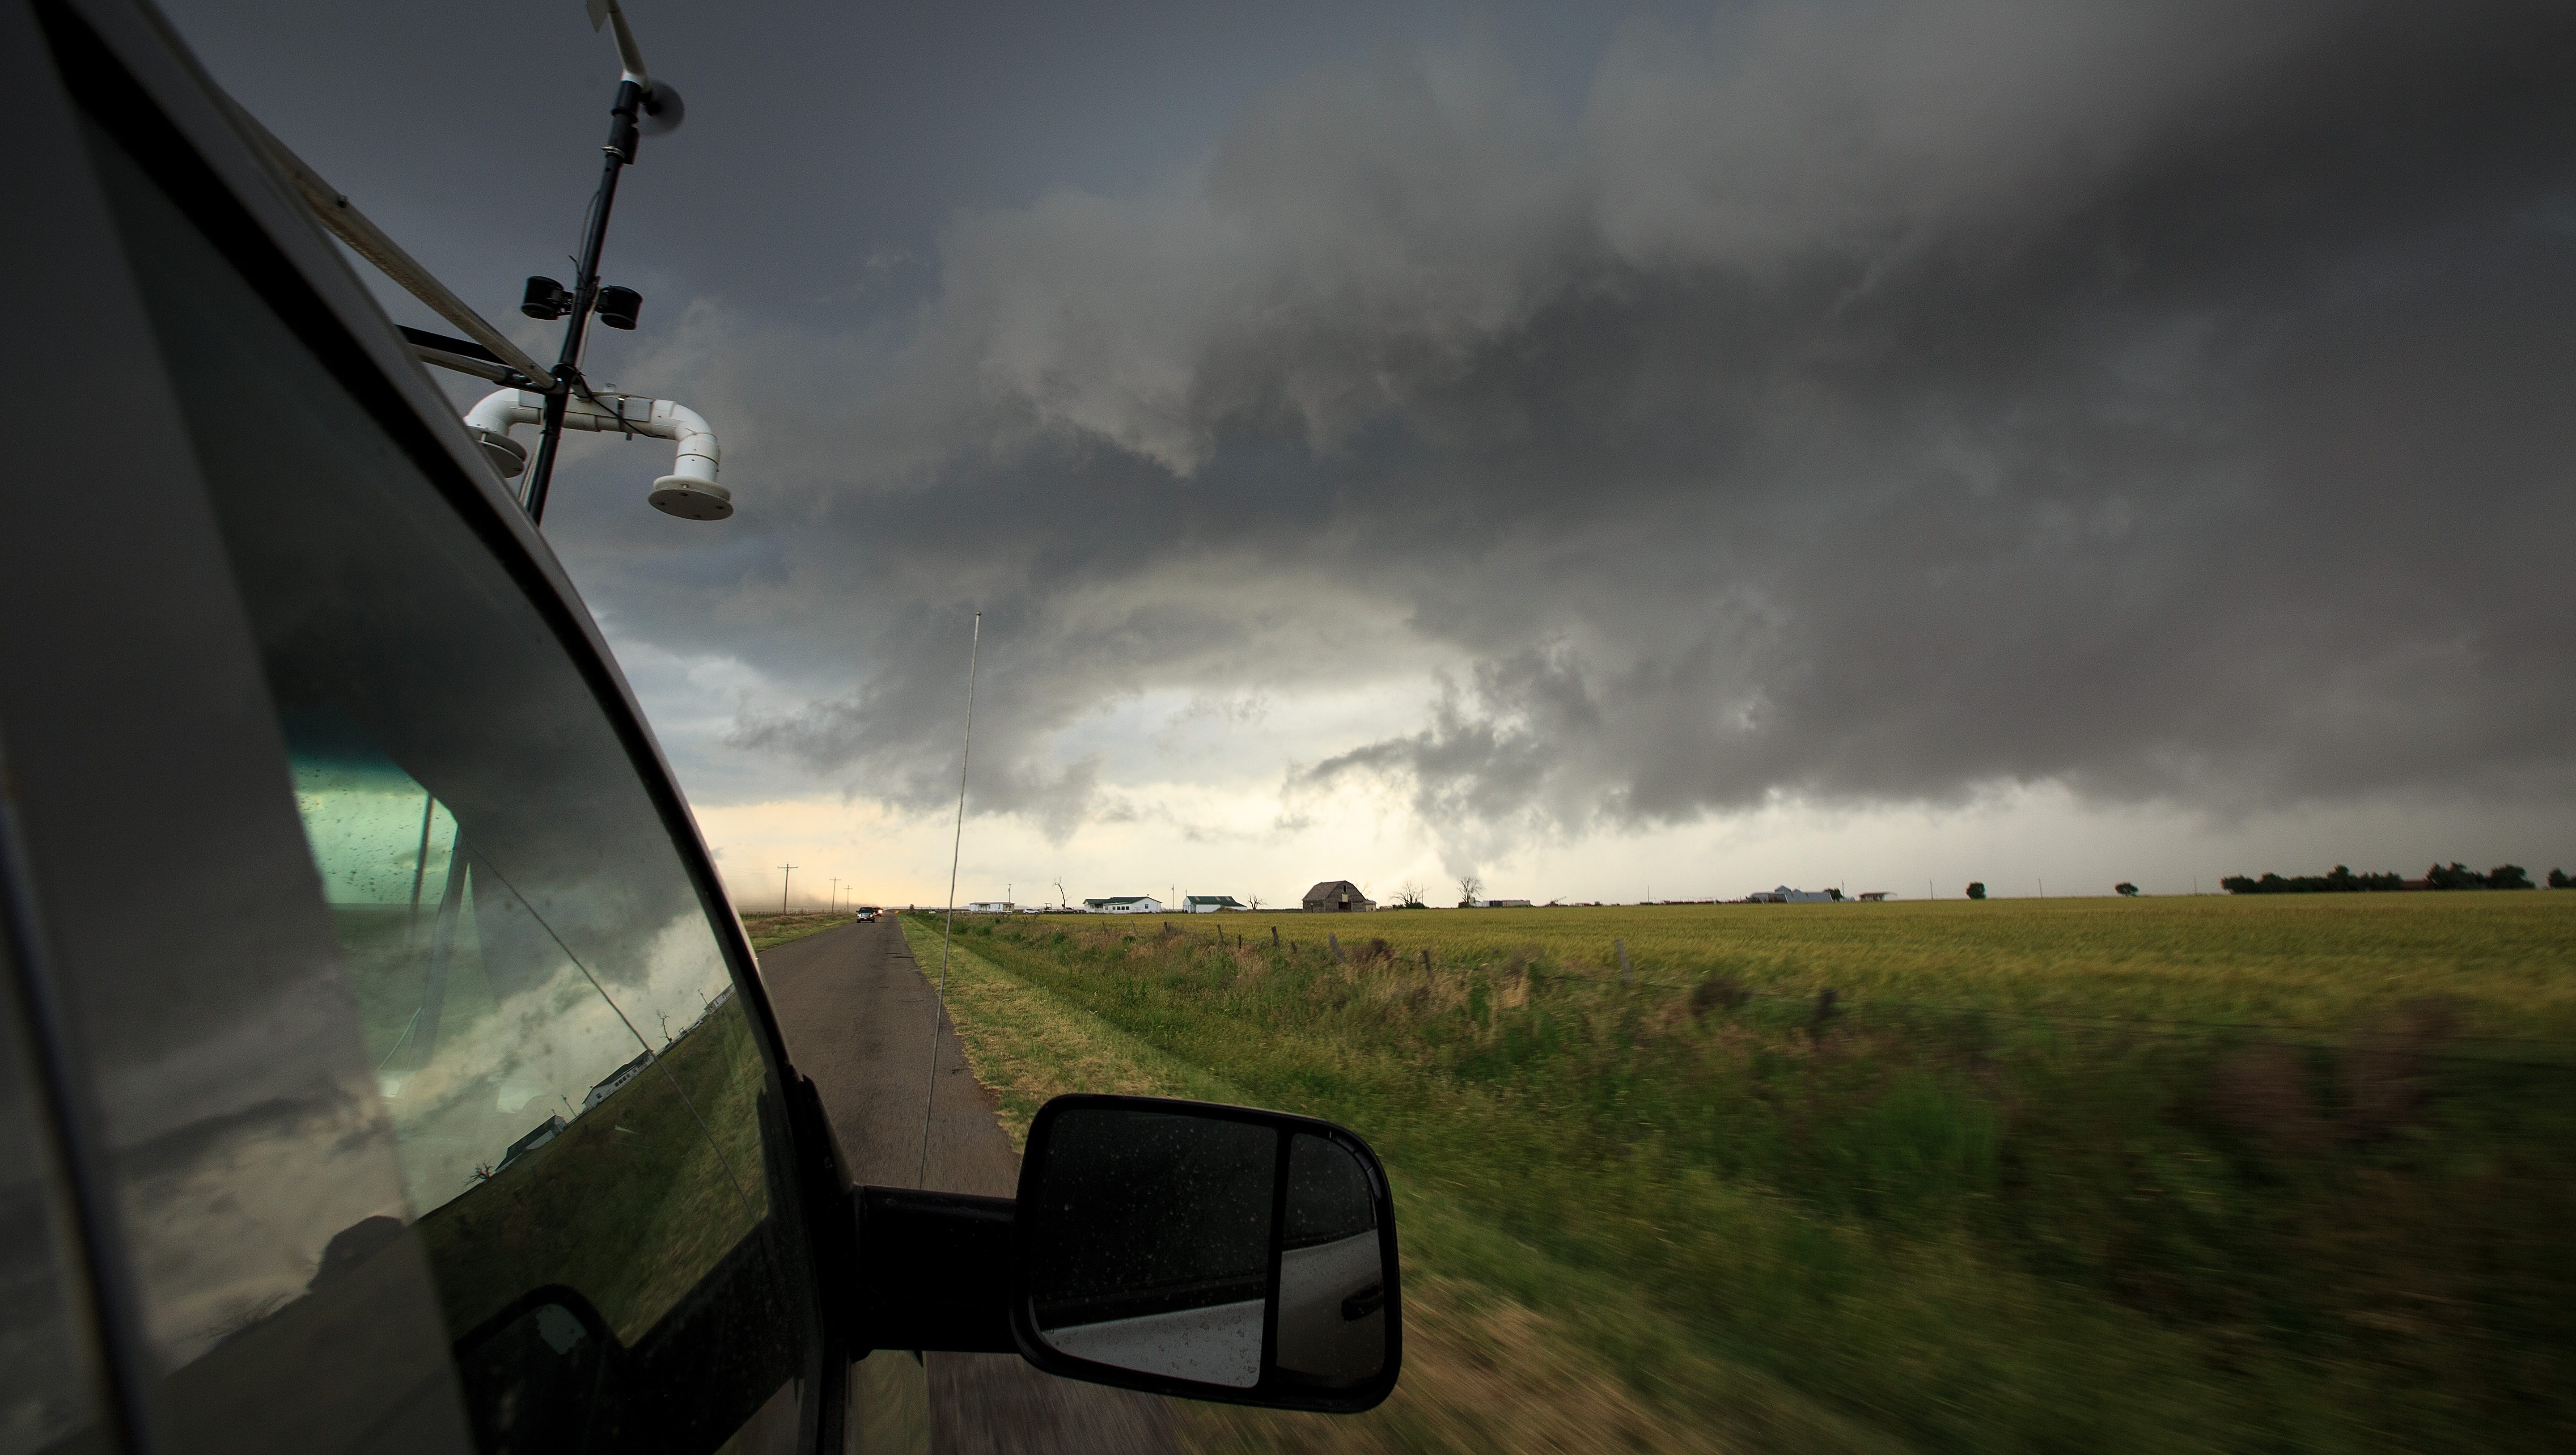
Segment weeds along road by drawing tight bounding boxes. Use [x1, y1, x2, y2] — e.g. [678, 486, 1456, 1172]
[754, 917, 1182, 1455]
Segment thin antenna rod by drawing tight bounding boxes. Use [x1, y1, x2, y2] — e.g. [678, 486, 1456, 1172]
[918, 611, 983, 1187]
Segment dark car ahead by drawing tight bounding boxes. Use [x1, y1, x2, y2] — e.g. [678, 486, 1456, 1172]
[0, 2, 1398, 1451]
[852, 907, 881, 923]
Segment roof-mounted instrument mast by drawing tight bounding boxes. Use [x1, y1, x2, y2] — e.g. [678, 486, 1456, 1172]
[251, 0, 728, 524]
[516, 0, 694, 523]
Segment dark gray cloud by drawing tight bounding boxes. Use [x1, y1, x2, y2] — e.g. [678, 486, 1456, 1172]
[690, 0, 2576, 843]
[172, 1, 2576, 854]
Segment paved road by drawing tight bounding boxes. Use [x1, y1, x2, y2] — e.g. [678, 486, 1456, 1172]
[757, 918, 1182, 1455]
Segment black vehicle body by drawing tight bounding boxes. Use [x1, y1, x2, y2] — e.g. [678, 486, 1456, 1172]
[0, 3, 1394, 1452]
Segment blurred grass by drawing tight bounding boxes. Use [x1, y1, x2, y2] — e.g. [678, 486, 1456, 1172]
[907, 896, 2576, 1454]
[738, 910, 851, 952]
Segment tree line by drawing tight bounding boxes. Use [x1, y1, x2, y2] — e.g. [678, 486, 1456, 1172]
[2221, 863, 2543, 894]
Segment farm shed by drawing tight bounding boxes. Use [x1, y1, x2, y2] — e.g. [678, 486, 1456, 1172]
[1082, 895, 1163, 914]
[1302, 880, 1375, 913]
[1183, 895, 1246, 912]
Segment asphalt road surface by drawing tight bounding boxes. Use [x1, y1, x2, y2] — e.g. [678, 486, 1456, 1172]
[758, 918, 1183, 1455]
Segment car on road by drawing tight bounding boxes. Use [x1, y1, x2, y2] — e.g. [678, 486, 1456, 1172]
[852, 906, 881, 922]
[0, 3, 1399, 1451]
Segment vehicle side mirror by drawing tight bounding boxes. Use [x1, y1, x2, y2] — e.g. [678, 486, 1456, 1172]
[1011, 1095, 1400, 1412]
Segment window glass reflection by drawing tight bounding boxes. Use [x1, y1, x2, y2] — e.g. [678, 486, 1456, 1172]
[284, 715, 765, 1344]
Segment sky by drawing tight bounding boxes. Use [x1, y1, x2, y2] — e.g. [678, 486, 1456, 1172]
[159, 0, 2576, 911]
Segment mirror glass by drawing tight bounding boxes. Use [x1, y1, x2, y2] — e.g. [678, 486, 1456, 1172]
[1277, 1134, 1385, 1381]
[1026, 1109, 1275, 1387]
[1022, 1106, 1390, 1394]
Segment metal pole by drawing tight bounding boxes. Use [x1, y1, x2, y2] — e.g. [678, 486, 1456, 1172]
[919, 611, 983, 1187]
[522, 79, 644, 524]
[780, 863, 797, 914]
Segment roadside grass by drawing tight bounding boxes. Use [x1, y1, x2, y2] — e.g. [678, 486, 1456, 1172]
[893, 922, 1239, 1144]
[739, 910, 850, 952]
[897, 917, 1874, 1455]
[904, 898, 2576, 1455]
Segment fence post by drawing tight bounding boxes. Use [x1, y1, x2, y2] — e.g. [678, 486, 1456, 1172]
[1329, 932, 1344, 963]
[1616, 938, 1631, 986]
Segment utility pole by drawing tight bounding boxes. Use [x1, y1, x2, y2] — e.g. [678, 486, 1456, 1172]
[779, 863, 797, 914]
[830, 877, 840, 914]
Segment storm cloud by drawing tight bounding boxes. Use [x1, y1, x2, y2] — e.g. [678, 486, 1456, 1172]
[648, 0, 2574, 859]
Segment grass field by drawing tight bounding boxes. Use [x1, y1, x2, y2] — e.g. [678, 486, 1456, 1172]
[901, 895, 2576, 1455]
[737, 909, 853, 951]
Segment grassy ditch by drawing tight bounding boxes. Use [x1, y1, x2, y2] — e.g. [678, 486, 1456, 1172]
[908, 898, 2576, 1455]
[737, 910, 852, 952]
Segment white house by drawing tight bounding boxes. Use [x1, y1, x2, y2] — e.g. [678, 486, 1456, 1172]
[1082, 895, 1163, 914]
[1183, 895, 1246, 913]
[963, 901, 1015, 914]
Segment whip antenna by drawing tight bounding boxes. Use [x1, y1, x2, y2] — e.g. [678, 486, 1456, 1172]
[918, 611, 982, 1187]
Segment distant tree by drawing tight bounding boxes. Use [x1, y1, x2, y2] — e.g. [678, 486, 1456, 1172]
[1394, 880, 1428, 909]
[1247, 894, 1264, 910]
[2424, 862, 2486, 891]
[2551, 868, 2571, 889]
[2488, 864, 2535, 890]
[2115, 882, 2140, 897]
[1457, 874, 1483, 907]
[1965, 882, 1987, 901]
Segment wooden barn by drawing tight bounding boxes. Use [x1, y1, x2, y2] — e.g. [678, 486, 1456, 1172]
[1302, 880, 1375, 913]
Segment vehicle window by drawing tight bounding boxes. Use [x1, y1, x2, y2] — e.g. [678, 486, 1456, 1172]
[0, 935, 99, 1455]
[79, 107, 813, 1454]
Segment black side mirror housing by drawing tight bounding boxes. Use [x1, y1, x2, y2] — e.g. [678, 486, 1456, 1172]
[849, 1095, 1400, 1413]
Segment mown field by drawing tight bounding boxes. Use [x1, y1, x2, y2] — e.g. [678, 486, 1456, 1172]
[899, 896, 2575, 1455]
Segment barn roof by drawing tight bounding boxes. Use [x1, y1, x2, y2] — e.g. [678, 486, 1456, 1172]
[1304, 880, 1364, 899]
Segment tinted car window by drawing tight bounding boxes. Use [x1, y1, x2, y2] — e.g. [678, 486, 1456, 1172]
[79, 102, 815, 1455]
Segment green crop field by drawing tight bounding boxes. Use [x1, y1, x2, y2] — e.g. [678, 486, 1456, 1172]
[900, 895, 2576, 1455]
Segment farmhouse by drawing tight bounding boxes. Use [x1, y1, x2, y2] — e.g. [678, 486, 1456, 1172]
[963, 901, 1014, 914]
[1463, 897, 1535, 908]
[1302, 880, 1374, 913]
[1082, 895, 1162, 914]
[1183, 895, 1246, 913]
[1745, 885, 1842, 904]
